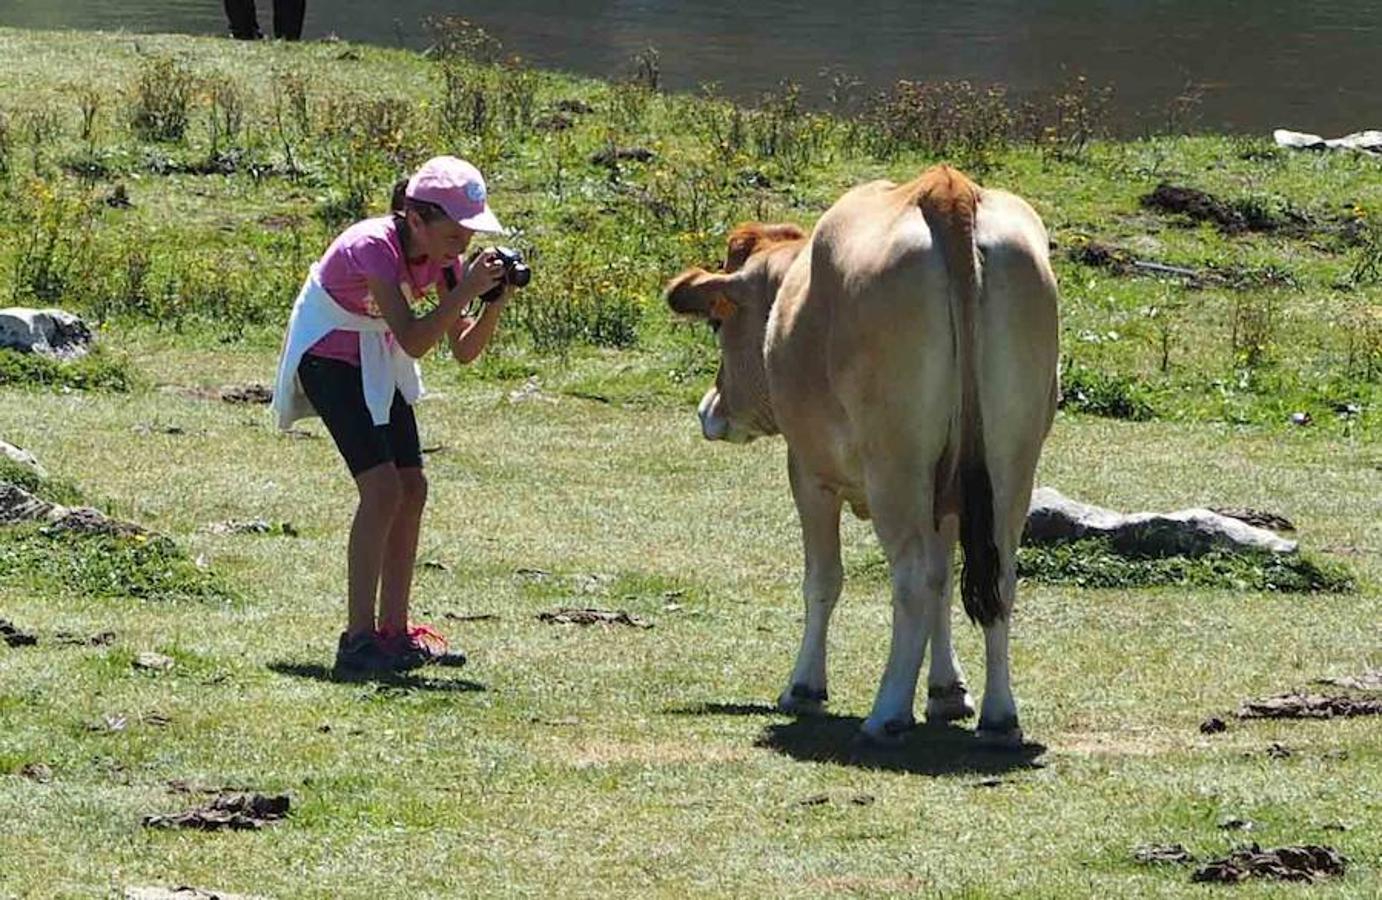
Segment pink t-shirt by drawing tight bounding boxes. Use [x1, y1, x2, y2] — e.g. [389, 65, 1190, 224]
[306, 216, 447, 366]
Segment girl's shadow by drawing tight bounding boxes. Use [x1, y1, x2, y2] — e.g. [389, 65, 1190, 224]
[268, 661, 486, 693]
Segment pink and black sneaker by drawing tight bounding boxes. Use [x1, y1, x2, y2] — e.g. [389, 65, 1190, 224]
[333, 631, 392, 676]
[377, 624, 466, 671]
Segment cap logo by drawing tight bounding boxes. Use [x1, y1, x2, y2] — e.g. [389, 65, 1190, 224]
[465, 182, 487, 204]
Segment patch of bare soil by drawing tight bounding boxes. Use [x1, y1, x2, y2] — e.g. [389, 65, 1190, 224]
[0, 618, 38, 647]
[1192, 844, 1346, 884]
[1141, 183, 1309, 235]
[1237, 693, 1382, 720]
[18, 762, 53, 783]
[55, 629, 115, 646]
[1134, 844, 1195, 865]
[537, 607, 653, 629]
[143, 792, 290, 831]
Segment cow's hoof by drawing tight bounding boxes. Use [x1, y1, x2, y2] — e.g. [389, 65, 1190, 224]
[925, 682, 975, 722]
[976, 717, 1024, 749]
[777, 684, 828, 716]
[858, 715, 916, 746]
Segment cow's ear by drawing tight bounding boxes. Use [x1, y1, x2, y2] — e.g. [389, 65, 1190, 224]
[724, 230, 762, 272]
[725, 222, 806, 272]
[665, 268, 739, 319]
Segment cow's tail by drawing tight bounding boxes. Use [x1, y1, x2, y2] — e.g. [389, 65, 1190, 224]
[916, 166, 1003, 626]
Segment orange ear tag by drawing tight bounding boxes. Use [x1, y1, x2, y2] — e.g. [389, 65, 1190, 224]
[709, 294, 736, 321]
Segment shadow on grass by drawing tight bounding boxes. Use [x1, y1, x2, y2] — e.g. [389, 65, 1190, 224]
[267, 661, 486, 693]
[670, 702, 1046, 776]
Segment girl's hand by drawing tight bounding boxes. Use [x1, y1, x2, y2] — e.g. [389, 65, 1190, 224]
[486, 283, 516, 309]
[458, 249, 504, 302]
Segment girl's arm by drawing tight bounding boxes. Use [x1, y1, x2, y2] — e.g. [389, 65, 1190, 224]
[447, 286, 511, 364]
[368, 252, 502, 359]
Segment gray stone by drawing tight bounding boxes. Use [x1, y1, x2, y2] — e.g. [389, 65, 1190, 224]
[0, 307, 93, 358]
[0, 481, 147, 537]
[1025, 487, 1297, 556]
[1274, 128, 1382, 156]
[1, 439, 45, 477]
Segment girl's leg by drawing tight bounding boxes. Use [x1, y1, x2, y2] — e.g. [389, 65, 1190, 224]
[347, 463, 402, 636]
[376, 393, 426, 635]
[378, 466, 427, 634]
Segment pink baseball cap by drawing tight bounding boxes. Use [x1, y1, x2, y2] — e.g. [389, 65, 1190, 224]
[405, 155, 507, 233]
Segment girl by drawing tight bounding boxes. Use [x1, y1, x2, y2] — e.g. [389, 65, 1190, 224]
[272, 155, 512, 675]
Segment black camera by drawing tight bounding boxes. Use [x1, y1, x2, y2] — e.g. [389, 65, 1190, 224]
[481, 246, 531, 302]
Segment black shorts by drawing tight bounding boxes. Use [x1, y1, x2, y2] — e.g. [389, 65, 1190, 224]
[297, 353, 422, 477]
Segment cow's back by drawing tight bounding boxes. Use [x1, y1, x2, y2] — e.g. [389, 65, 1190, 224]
[766, 170, 1058, 510]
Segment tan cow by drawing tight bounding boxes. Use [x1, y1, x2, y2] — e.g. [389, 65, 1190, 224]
[665, 165, 1059, 745]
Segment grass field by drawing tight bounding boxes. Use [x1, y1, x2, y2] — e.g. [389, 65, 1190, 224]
[0, 24, 1378, 899]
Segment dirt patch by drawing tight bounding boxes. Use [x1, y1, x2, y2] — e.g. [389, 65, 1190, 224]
[218, 383, 273, 405]
[1, 618, 38, 647]
[556, 98, 594, 115]
[1141, 183, 1309, 235]
[143, 792, 290, 831]
[1237, 692, 1382, 719]
[443, 611, 499, 623]
[1134, 843, 1195, 865]
[1192, 844, 1346, 884]
[534, 112, 573, 132]
[54, 629, 115, 647]
[537, 607, 653, 629]
[591, 146, 656, 168]
[18, 762, 53, 783]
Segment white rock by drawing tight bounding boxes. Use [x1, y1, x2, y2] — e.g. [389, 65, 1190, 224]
[0, 439, 45, 477]
[0, 307, 93, 358]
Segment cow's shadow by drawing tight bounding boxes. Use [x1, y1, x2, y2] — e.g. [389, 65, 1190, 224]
[671, 702, 1045, 776]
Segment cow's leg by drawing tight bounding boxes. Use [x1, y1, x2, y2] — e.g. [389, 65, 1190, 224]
[975, 466, 1036, 747]
[924, 516, 975, 722]
[861, 527, 949, 743]
[778, 455, 843, 715]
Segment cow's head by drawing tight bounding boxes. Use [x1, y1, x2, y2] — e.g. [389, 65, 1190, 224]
[665, 222, 807, 442]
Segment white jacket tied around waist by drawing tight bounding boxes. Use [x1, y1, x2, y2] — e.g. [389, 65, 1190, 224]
[271, 265, 424, 431]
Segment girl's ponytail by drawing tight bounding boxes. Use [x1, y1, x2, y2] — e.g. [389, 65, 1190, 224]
[390, 177, 409, 214]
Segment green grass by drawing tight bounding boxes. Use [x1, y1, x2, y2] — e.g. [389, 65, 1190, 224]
[2, 329, 1379, 899]
[0, 25, 1379, 900]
